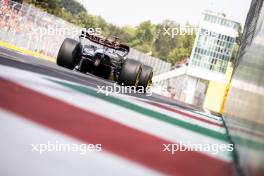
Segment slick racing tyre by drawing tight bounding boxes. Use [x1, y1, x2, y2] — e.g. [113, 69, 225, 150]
[137, 65, 153, 91]
[57, 38, 80, 69]
[118, 59, 142, 87]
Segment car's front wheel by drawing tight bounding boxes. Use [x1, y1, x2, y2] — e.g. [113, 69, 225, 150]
[57, 38, 80, 69]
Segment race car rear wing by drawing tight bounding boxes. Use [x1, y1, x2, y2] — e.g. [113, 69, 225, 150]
[81, 31, 130, 54]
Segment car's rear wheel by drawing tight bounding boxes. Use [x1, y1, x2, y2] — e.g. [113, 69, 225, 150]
[118, 59, 142, 87]
[57, 38, 80, 69]
[138, 65, 153, 91]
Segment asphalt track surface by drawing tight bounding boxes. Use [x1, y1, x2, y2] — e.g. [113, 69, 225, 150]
[0, 46, 203, 112]
[0, 46, 234, 176]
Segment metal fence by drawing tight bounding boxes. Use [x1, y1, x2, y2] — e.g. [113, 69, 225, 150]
[224, 0, 264, 175]
[0, 0, 171, 75]
[127, 48, 171, 75]
[0, 0, 78, 57]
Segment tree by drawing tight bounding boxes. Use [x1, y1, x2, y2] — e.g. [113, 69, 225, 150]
[59, 0, 86, 15]
[167, 48, 189, 64]
[231, 44, 239, 65]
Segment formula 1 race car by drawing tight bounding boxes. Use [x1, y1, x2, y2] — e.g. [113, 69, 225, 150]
[56, 31, 153, 90]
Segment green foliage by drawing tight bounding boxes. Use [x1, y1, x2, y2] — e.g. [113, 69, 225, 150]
[231, 29, 242, 65]
[26, 0, 196, 65]
[25, 0, 61, 15]
[59, 0, 86, 15]
[168, 48, 189, 63]
[231, 44, 239, 64]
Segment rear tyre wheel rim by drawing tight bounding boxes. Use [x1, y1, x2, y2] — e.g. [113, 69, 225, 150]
[134, 66, 142, 87]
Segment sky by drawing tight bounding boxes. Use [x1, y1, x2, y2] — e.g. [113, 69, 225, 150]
[76, 0, 252, 27]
